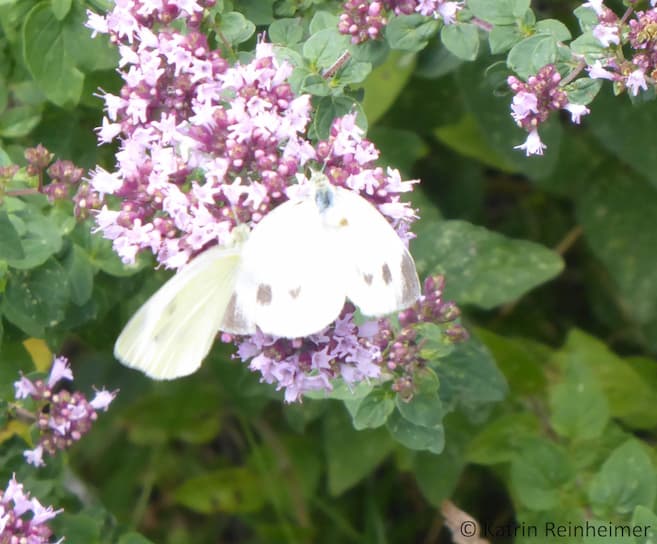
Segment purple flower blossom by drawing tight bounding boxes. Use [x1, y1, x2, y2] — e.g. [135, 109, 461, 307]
[593, 23, 620, 47]
[564, 103, 590, 124]
[47, 356, 73, 388]
[514, 129, 547, 157]
[338, 0, 461, 44]
[587, 60, 616, 80]
[510, 91, 539, 124]
[626, 68, 648, 95]
[14, 356, 117, 466]
[14, 376, 37, 399]
[0, 474, 62, 543]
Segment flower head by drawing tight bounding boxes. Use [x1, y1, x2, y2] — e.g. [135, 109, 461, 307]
[0, 474, 62, 543]
[14, 356, 117, 466]
[87, 2, 466, 401]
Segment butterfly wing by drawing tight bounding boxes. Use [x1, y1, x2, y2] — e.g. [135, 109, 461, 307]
[114, 246, 242, 379]
[224, 197, 347, 338]
[332, 186, 421, 316]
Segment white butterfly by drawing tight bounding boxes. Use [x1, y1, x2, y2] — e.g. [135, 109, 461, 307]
[114, 172, 421, 379]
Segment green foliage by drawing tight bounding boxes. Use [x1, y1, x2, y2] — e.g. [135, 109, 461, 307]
[412, 219, 564, 308]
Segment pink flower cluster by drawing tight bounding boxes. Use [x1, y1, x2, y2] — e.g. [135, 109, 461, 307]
[0, 475, 62, 543]
[231, 275, 466, 402]
[14, 356, 116, 467]
[508, 65, 590, 156]
[338, 0, 462, 44]
[506, 1, 657, 156]
[86, 1, 467, 401]
[584, 3, 657, 98]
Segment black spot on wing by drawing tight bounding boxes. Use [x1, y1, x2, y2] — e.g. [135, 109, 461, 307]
[289, 287, 301, 299]
[256, 284, 272, 305]
[363, 273, 373, 285]
[222, 293, 249, 330]
[400, 251, 420, 303]
[382, 263, 392, 285]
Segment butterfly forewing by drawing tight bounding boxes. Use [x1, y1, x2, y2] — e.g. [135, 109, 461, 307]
[114, 246, 242, 379]
[332, 187, 421, 316]
[226, 197, 347, 338]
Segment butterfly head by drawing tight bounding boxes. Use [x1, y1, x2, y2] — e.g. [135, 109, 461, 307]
[309, 170, 335, 212]
[230, 224, 250, 246]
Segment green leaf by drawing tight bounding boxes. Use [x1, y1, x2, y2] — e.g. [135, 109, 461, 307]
[573, 5, 599, 31]
[511, 438, 574, 511]
[268, 18, 303, 45]
[361, 51, 414, 125]
[588, 93, 657, 188]
[468, 0, 531, 24]
[412, 220, 564, 308]
[368, 126, 429, 175]
[396, 392, 443, 429]
[2, 258, 70, 337]
[308, 10, 337, 34]
[412, 415, 470, 505]
[564, 77, 602, 106]
[123, 383, 222, 445]
[337, 60, 371, 85]
[22, 2, 84, 107]
[440, 23, 479, 61]
[434, 114, 517, 172]
[386, 410, 444, 453]
[236, 0, 273, 24]
[588, 440, 657, 517]
[62, 1, 118, 71]
[312, 95, 366, 140]
[218, 12, 255, 45]
[555, 331, 657, 430]
[467, 412, 541, 465]
[0, 341, 34, 398]
[0, 211, 24, 260]
[576, 168, 657, 324]
[0, 106, 41, 139]
[570, 31, 607, 64]
[507, 34, 558, 80]
[432, 335, 507, 416]
[488, 25, 524, 54]
[64, 244, 94, 305]
[51, 513, 101, 544]
[384, 14, 439, 52]
[549, 360, 609, 441]
[476, 329, 547, 396]
[51, 0, 71, 20]
[631, 506, 657, 544]
[302, 29, 350, 69]
[117, 533, 155, 544]
[6, 212, 62, 269]
[347, 389, 395, 430]
[535, 19, 571, 41]
[174, 467, 265, 514]
[415, 322, 456, 361]
[324, 406, 394, 495]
